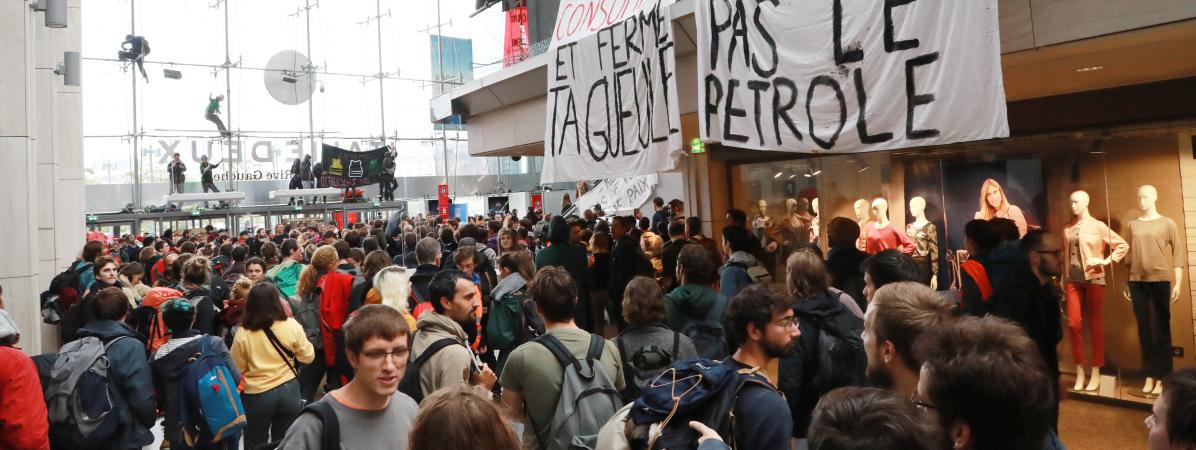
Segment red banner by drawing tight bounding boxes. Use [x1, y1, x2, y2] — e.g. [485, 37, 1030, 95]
[531, 193, 543, 212]
[503, 4, 528, 67]
[438, 183, 450, 219]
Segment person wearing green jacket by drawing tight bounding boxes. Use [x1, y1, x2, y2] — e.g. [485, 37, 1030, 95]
[268, 239, 305, 298]
[665, 245, 727, 334]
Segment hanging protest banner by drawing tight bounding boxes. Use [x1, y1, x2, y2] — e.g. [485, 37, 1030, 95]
[551, 0, 654, 46]
[319, 144, 389, 188]
[541, 0, 682, 184]
[697, 0, 1008, 154]
[571, 174, 658, 216]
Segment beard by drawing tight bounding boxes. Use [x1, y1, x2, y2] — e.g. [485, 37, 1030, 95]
[763, 336, 797, 359]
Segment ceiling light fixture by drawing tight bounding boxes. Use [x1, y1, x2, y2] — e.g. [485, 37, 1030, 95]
[774, 171, 784, 179]
[1075, 66, 1104, 73]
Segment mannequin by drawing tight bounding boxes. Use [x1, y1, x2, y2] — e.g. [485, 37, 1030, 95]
[865, 198, 913, 255]
[1122, 185, 1181, 395]
[906, 197, 939, 290]
[1063, 190, 1129, 392]
[854, 199, 872, 251]
[753, 199, 772, 244]
[785, 198, 812, 245]
[810, 198, 820, 244]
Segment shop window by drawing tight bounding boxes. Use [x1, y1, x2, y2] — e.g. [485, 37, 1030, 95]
[728, 127, 1196, 404]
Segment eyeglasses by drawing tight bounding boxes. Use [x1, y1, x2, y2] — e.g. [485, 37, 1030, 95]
[772, 317, 799, 329]
[360, 347, 409, 363]
[909, 394, 937, 412]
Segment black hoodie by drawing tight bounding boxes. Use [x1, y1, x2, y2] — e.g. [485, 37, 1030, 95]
[778, 290, 865, 438]
[533, 216, 591, 302]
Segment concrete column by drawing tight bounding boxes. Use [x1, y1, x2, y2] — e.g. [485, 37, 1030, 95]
[0, 0, 84, 355]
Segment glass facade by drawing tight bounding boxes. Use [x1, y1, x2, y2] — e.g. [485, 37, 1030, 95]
[82, 0, 543, 210]
[730, 125, 1196, 403]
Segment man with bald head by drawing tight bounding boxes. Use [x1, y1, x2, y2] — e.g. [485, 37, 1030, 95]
[990, 229, 1065, 430]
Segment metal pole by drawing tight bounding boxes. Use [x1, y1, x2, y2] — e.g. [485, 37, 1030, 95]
[223, 0, 234, 191]
[436, 0, 448, 188]
[131, 0, 142, 206]
[304, 0, 316, 159]
[375, 0, 386, 144]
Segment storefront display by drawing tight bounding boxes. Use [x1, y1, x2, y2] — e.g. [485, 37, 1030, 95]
[1126, 185, 1183, 395]
[907, 197, 940, 289]
[1063, 190, 1129, 392]
[726, 127, 1196, 404]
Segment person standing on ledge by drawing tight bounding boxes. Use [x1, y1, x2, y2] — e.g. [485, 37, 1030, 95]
[167, 152, 186, 194]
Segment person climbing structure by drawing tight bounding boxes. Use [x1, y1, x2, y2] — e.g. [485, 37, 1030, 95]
[118, 35, 150, 83]
[205, 95, 232, 137]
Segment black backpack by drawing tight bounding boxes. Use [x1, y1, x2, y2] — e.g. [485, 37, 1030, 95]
[626, 360, 776, 450]
[259, 401, 339, 450]
[803, 308, 867, 394]
[40, 262, 90, 324]
[396, 338, 471, 403]
[615, 327, 681, 402]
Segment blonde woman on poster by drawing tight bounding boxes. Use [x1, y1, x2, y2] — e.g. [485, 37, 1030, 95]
[975, 178, 1028, 237]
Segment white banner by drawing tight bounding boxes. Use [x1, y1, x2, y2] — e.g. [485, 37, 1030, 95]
[551, 0, 654, 46]
[697, 0, 1008, 153]
[571, 175, 658, 216]
[541, 0, 682, 184]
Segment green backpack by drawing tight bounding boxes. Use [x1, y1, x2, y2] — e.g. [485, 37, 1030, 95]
[485, 288, 544, 350]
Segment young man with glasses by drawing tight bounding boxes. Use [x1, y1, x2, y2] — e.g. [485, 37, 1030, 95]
[277, 305, 419, 450]
[990, 230, 1065, 430]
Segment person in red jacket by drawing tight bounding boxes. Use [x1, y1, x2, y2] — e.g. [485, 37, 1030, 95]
[0, 308, 50, 450]
[297, 246, 356, 391]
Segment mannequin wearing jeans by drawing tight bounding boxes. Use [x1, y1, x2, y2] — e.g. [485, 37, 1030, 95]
[1123, 185, 1181, 395]
[1063, 190, 1129, 392]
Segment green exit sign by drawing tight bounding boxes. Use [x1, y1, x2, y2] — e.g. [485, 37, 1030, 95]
[190, 210, 200, 216]
[294, 205, 303, 211]
[86, 215, 98, 222]
[690, 138, 705, 154]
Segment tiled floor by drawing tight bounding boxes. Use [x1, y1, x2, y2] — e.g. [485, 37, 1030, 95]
[1058, 397, 1150, 450]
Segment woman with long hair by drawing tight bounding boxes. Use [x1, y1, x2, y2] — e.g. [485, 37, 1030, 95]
[351, 250, 393, 316]
[230, 283, 315, 449]
[294, 245, 355, 400]
[497, 228, 523, 259]
[408, 384, 521, 450]
[371, 266, 416, 330]
[974, 178, 1028, 237]
[179, 256, 218, 335]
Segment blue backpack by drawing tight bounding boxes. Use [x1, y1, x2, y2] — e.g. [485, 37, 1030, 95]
[179, 337, 246, 448]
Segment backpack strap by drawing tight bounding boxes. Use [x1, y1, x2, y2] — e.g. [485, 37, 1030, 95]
[264, 326, 300, 378]
[534, 333, 580, 370]
[671, 330, 681, 359]
[413, 338, 461, 366]
[302, 401, 340, 450]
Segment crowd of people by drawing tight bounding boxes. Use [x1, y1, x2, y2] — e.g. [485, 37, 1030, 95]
[0, 199, 1193, 450]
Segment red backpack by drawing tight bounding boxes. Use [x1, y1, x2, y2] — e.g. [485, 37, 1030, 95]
[130, 287, 185, 354]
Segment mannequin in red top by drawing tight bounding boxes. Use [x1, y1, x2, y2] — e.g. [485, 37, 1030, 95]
[865, 198, 913, 255]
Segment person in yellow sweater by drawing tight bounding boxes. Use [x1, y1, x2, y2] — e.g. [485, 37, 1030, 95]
[231, 282, 315, 449]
